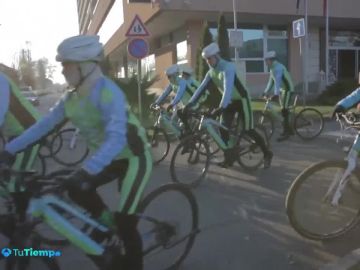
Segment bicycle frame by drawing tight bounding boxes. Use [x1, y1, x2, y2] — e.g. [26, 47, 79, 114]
[262, 95, 299, 122]
[154, 110, 182, 138]
[323, 115, 360, 206]
[27, 194, 109, 256]
[197, 114, 240, 150]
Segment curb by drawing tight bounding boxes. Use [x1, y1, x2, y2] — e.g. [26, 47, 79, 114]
[320, 249, 360, 270]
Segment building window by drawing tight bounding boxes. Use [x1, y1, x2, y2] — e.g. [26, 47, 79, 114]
[267, 39, 288, 67]
[141, 54, 156, 78]
[176, 40, 188, 64]
[330, 31, 360, 47]
[98, 0, 124, 44]
[204, 25, 288, 73]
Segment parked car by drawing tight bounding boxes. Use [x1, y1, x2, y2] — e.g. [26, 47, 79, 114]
[21, 88, 40, 106]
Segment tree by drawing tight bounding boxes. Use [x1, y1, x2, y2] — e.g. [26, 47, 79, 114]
[18, 48, 36, 88]
[217, 13, 231, 61]
[195, 22, 213, 81]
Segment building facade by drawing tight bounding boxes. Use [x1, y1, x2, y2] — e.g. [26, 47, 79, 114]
[77, 0, 360, 96]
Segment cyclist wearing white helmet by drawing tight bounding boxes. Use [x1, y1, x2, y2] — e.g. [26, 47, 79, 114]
[186, 42, 273, 168]
[0, 35, 151, 270]
[263, 51, 295, 141]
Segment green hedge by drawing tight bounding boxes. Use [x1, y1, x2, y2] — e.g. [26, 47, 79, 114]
[316, 79, 359, 105]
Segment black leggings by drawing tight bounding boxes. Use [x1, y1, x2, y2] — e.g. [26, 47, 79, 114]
[67, 158, 144, 270]
[220, 102, 269, 155]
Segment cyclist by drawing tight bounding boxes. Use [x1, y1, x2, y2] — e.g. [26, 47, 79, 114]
[263, 51, 295, 141]
[177, 65, 209, 133]
[0, 35, 151, 270]
[150, 64, 197, 135]
[333, 88, 360, 167]
[185, 42, 273, 168]
[0, 72, 42, 192]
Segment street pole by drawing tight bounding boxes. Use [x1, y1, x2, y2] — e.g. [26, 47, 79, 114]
[304, 0, 309, 99]
[232, 0, 238, 63]
[137, 59, 142, 122]
[325, 0, 329, 86]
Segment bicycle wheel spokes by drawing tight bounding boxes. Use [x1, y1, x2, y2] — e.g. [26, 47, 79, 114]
[138, 184, 198, 270]
[170, 137, 210, 188]
[295, 108, 324, 140]
[286, 160, 360, 240]
[237, 135, 263, 171]
[146, 127, 170, 165]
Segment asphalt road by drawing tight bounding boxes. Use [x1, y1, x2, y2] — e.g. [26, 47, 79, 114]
[1, 94, 360, 270]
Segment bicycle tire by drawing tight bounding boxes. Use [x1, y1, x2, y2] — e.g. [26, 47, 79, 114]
[146, 127, 170, 165]
[50, 128, 89, 167]
[285, 160, 360, 240]
[294, 108, 324, 141]
[137, 183, 199, 270]
[255, 111, 274, 140]
[237, 132, 264, 171]
[170, 135, 210, 188]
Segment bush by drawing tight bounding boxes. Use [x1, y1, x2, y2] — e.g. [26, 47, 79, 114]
[316, 79, 359, 105]
[113, 73, 159, 125]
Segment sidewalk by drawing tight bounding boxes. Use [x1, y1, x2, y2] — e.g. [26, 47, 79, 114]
[320, 249, 360, 270]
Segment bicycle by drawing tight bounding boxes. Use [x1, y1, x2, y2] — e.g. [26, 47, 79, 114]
[0, 168, 199, 270]
[255, 95, 324, 141]
[170, 109, 268, 187]
[285, 112, 360, 240]
[146, 106, 219, 165]
[48, 127, 90, 167]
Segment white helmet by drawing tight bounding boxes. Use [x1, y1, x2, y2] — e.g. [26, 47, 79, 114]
[202, 43, 220, 59]
[165, 64, 179, 76]
[264, 51, 276, 59]
[181, 65, 193, 75]
[56, 35, 104, 62]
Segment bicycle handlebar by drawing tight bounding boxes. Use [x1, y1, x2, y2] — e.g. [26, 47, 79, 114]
[0, 168, 75, 194]
[336, 112, 360, 129]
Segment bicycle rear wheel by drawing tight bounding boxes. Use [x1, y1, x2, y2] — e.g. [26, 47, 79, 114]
[146, 127, 170, 165]
[286, 160, 360, 240]
[170, 135, 210, 188]
[294, 108, 324, 140]
[50, 128, 89, 167]
[137, 183, 199, 270]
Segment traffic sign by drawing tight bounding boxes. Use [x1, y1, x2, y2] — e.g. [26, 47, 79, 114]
[125, 14, 150, 37]
[229, 30, 243, 48]
[292, 18, 305, 38]
[127, 38, 149, 59]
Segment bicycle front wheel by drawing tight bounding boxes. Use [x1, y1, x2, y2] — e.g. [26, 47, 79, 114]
[170, 135, 210, 188]
[50, 128, 89, 167]
[294, 108, 324, 140]
[254, 111, 274, 140]
[286, 160, 360, 240]
[138, 183, 199, 270]
[237, 133, 264, 171]
[146, 127, 170, 165]
[0, 214, 61, 270]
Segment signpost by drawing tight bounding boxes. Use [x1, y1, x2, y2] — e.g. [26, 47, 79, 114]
[293, 17, 307, 103]
[126, 15, 150, 122]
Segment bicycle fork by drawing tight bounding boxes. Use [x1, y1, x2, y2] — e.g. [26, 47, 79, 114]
[324, 150, 358, 206]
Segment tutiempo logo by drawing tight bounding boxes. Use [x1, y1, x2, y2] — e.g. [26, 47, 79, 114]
[1, 247, 61, 258]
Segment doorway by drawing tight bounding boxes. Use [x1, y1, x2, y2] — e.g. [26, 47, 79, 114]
[338, 50, 355, 79]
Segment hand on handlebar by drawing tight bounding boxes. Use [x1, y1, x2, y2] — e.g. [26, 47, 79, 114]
[332, 105, 346, 119]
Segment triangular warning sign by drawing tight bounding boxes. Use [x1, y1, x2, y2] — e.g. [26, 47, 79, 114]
[125, 14, 150, 37]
